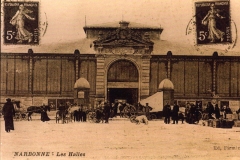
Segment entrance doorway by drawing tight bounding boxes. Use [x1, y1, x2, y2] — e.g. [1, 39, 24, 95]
[108, 88, 138, 105]
[107, 59, 139, 105]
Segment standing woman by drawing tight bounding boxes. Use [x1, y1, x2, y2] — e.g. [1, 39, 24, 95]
[41, 104, 50, 122]
[202, 3, 225, 43]
[2, 98, 15, 133]
[10, 4, 35, 43]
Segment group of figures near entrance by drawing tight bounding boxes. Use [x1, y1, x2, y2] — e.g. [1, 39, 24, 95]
[55, 101, 112, 124]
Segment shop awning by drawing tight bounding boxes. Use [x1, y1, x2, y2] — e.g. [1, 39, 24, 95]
[139, 92, 163, 112]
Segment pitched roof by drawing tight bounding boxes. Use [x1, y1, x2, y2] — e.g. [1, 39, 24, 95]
[19, 38, 239, 56]
[152, 40, 239, 56]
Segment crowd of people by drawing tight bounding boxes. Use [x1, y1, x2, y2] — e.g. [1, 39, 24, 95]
[94, 101, 112, 123]
[163, 101, 238, 125]
[2, 97, 240, 132]
[163, 102, 184, 124]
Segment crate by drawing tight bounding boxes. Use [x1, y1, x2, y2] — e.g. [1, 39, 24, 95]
[232, 113, 238, 120]
[213, 119, 220, 128]
[220, 120, 234, 128]
[234, 120, 240, 127]
[226, 114, 233, 120]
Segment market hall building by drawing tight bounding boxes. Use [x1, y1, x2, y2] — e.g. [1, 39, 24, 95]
[1, 21, 240, 110]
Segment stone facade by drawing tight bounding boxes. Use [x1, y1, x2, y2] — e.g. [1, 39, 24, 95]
[1, 21, 240, 110]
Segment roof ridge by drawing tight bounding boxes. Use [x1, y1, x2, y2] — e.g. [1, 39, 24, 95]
[85, 21, 162, 29]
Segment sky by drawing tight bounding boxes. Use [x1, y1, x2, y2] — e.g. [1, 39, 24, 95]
[1, 0, 240, 53]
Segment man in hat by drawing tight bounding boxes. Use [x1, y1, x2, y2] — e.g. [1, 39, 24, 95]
[103, 101, 111, 123]
[163, 102, 171, 124]
[2, 98, 15, 132]
[172, 102, 179, 124]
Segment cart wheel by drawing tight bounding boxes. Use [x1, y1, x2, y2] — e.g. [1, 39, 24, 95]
[130, 115, 136, 123]
[21, 113, 27, 120]
[123, 106, 136, 118]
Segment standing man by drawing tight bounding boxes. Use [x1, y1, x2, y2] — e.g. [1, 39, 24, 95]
[236, 106, 240, 120]
[214, 103, 220, 119]
[79, 104, 83, 122]
[113, 101, 119, 117]
[207, 102, 214, 119]
[82, 106, 87, 122]
[163, 102, 171, 124]
[119, 102, 125, 118]
[2, 98, 15, 133]
[172, 102, 179, 124]
[189, 104, 196, 124]
[145, 103, 151, 119]
[103, 101, 111, 123]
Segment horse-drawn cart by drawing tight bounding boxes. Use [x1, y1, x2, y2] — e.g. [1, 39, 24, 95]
[12, 101, 27, 121]
[56, 105, 69, 124]
[14, 109, 27, 121]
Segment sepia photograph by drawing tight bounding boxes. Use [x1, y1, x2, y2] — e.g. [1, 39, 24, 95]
[1, 0, 240, 160]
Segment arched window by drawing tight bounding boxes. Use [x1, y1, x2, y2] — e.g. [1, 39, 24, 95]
[107, 60, 138, 82]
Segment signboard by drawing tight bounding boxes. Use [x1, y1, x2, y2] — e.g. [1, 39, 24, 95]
[229, 101, 240, 112]
[78, 91, 84, 98]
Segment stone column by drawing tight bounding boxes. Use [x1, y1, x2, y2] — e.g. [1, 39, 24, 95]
[212, 52, 218, 93]
[74, 49, 80, 80]
[28, 49, 33, 94]
[95, 54, 105, 102]
[140, 55, 151, 99]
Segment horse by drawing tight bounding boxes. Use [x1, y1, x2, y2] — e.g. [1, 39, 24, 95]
[67, 105, 81, 122]
[56, 109, 69, 123]
[56, 104, 75, 123]
[27, 105, 50, 121]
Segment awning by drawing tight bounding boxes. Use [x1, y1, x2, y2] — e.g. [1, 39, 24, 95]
[139, 92, 163, 112]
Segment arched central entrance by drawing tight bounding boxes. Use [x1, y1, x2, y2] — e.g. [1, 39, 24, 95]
[107, 60, 139, 105]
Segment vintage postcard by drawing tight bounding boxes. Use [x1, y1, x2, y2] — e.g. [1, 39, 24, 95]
[1, 0, 240, 160]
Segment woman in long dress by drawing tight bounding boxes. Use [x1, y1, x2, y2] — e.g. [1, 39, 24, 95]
[2, 98, 15, 133]
[41, 105, 50, 122]
[10, 4, 35, 43]
[202, 3, 225, 43]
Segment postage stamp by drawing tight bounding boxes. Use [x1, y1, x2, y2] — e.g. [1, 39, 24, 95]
[3, 2, 39, 45]
[195, 1, 231, 45]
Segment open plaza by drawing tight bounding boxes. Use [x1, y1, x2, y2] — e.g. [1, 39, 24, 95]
[1, 114, 240, 160]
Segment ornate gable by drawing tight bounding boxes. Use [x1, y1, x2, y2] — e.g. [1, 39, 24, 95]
[93, 21, 154, 54]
